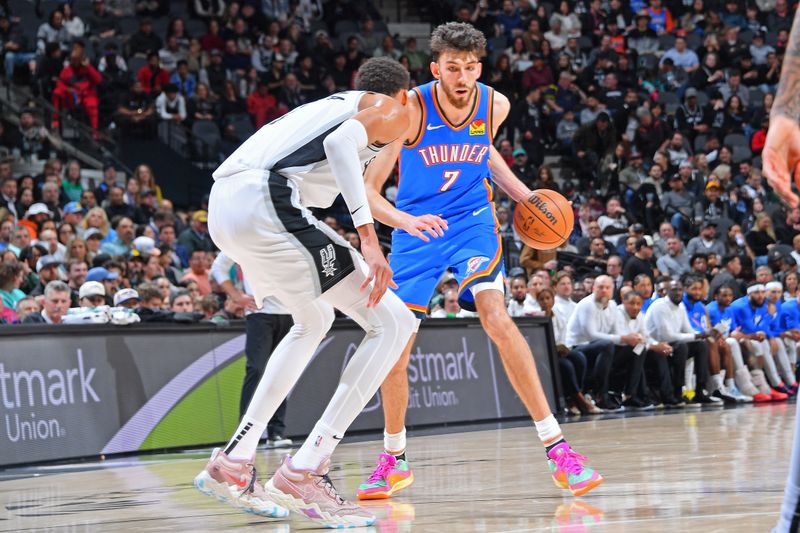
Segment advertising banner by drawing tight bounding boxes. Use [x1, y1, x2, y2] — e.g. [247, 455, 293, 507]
[0, 319, 557, 467]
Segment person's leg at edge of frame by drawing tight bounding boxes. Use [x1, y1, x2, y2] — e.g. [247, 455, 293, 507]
[473, 285, 603, 497]
[357, 330, 418, 500]
[773, 396, 800, 533]
[264, 270, 415, 528]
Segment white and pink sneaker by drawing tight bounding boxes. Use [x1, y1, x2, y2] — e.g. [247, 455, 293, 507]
[194, 447, 289, 518]
[265, 455, 375, 528]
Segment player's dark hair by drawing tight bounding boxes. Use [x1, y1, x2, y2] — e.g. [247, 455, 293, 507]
[430, 22, 487, 61]
[354, 57, 410, 96]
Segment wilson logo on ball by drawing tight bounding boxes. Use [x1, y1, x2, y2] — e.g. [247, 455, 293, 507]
[528, 195, 557, 225]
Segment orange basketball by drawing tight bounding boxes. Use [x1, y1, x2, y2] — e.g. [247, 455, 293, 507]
[513, 189, 574, 250]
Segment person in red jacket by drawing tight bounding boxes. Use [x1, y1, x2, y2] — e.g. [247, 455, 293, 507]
[137, 51, 170, 96]
[246, 80, 286, 128]
[752, 116, 768, 155]
[52, 44, 102, 131]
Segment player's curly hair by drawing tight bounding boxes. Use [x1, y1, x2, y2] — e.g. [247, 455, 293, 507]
[430, 22, 487, 62]
[354, 57, 410, 96]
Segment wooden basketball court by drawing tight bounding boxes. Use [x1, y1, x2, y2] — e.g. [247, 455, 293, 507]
[0, 404, 794, 532]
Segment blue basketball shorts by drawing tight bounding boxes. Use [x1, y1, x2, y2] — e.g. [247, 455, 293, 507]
[389, 207, 505, 318]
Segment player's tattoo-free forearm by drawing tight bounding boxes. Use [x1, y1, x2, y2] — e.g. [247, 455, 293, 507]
[772, 9, 800, 121]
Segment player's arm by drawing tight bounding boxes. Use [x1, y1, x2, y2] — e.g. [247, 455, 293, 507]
[488, 91, 532, 203]
[764, 8, 800, 207]
[363, 93, 448, 241]
[322, 94, 407, 306]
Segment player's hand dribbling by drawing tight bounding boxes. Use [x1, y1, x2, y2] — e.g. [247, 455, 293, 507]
[360, 239, 397, 308]
[763, 115, 800, 208]
[401, 213, 448, 242]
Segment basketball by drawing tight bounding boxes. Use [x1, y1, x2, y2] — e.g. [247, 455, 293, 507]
[513, 189, 574, 250]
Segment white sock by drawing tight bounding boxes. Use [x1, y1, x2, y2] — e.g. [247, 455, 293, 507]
[710, 373, 723, 392]
[534, 414, 563, 448]
[293, 421, 340, 470]
[384, 428, 407, 455]
[225, 417, 267, 460]
[725, 378, 735, 389]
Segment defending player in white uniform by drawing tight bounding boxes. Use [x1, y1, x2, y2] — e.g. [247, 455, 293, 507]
[192, 58, 445, 528]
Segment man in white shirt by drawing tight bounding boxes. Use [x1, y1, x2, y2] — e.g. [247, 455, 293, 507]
[553, 271, 576, 318]
[565, 275, 640, 410]
[614, 290, 672, 409]
[644, 279, 718, 406]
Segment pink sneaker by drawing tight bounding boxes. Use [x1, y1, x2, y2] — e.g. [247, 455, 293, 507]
[193, 448, 289, 518]
[547, 442, 604, 497]
[264, 455, 376, 528]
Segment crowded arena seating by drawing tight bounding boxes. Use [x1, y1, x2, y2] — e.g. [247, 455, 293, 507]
[0, 0, 798, 413]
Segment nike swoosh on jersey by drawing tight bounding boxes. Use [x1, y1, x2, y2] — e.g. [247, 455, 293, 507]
[472, 206, 489, 216]
[426, 124, 446, 131]
[351, 205, 364, 215]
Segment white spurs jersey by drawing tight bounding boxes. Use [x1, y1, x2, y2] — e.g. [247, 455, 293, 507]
[213, 91, 383, 209]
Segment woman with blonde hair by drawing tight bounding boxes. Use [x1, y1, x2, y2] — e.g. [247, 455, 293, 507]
[80, 207, 115, 243]
[133, 164, 163, 204]
[66, 237, 90, 264]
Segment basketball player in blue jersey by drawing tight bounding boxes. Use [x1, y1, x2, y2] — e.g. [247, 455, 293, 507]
[356, 22, 603, 500]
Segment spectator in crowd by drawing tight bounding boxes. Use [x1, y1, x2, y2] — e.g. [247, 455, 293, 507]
[114, 287, 140, 309]
[709, 255, 744, 300]
[623, 238, 654, 284]
[181, 249, 211, 295]
[156, 83, 187, 124]
[52, 44, 102, 131]
[23, 280, 70, 324]
[178, 210, 215, 253]
[78, 280, 106, 307]
[15, 296, 40, 321]
[0, 261, 24, 309]
[101, 216, 135, 256]
[508, 275, 538, 317]
[170, 288, 194, 312]
[687, 220, 727, 258]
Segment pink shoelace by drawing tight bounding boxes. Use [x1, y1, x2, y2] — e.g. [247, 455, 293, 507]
[366, 453, 398, 483]
[553, 448, 587, 477]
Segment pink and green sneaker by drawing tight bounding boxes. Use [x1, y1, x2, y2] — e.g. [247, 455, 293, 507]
[356, 453, 414, 500]
[547, 443, 603, 496]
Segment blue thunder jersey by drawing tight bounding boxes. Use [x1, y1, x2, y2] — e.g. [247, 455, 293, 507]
[390, 81, 503, 318]
[777, 299, 800, 332]
[706, 301, 736, 335]
[682, 294, 709, 334]
[730, 296, 770, 335]
[397, 81, 495, 220]
[766, 299, 783, 336]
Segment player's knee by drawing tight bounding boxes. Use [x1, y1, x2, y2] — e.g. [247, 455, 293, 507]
[291, 303, 335, 338]
[480, 308, 514, 341]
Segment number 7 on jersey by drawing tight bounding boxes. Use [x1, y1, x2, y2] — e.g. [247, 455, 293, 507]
[440, 170, 461, 192]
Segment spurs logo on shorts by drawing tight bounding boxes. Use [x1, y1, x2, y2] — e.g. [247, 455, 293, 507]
[320, 245, 338, 277]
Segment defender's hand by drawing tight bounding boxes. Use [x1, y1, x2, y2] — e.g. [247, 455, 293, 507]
[360, 241, 397, 308]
